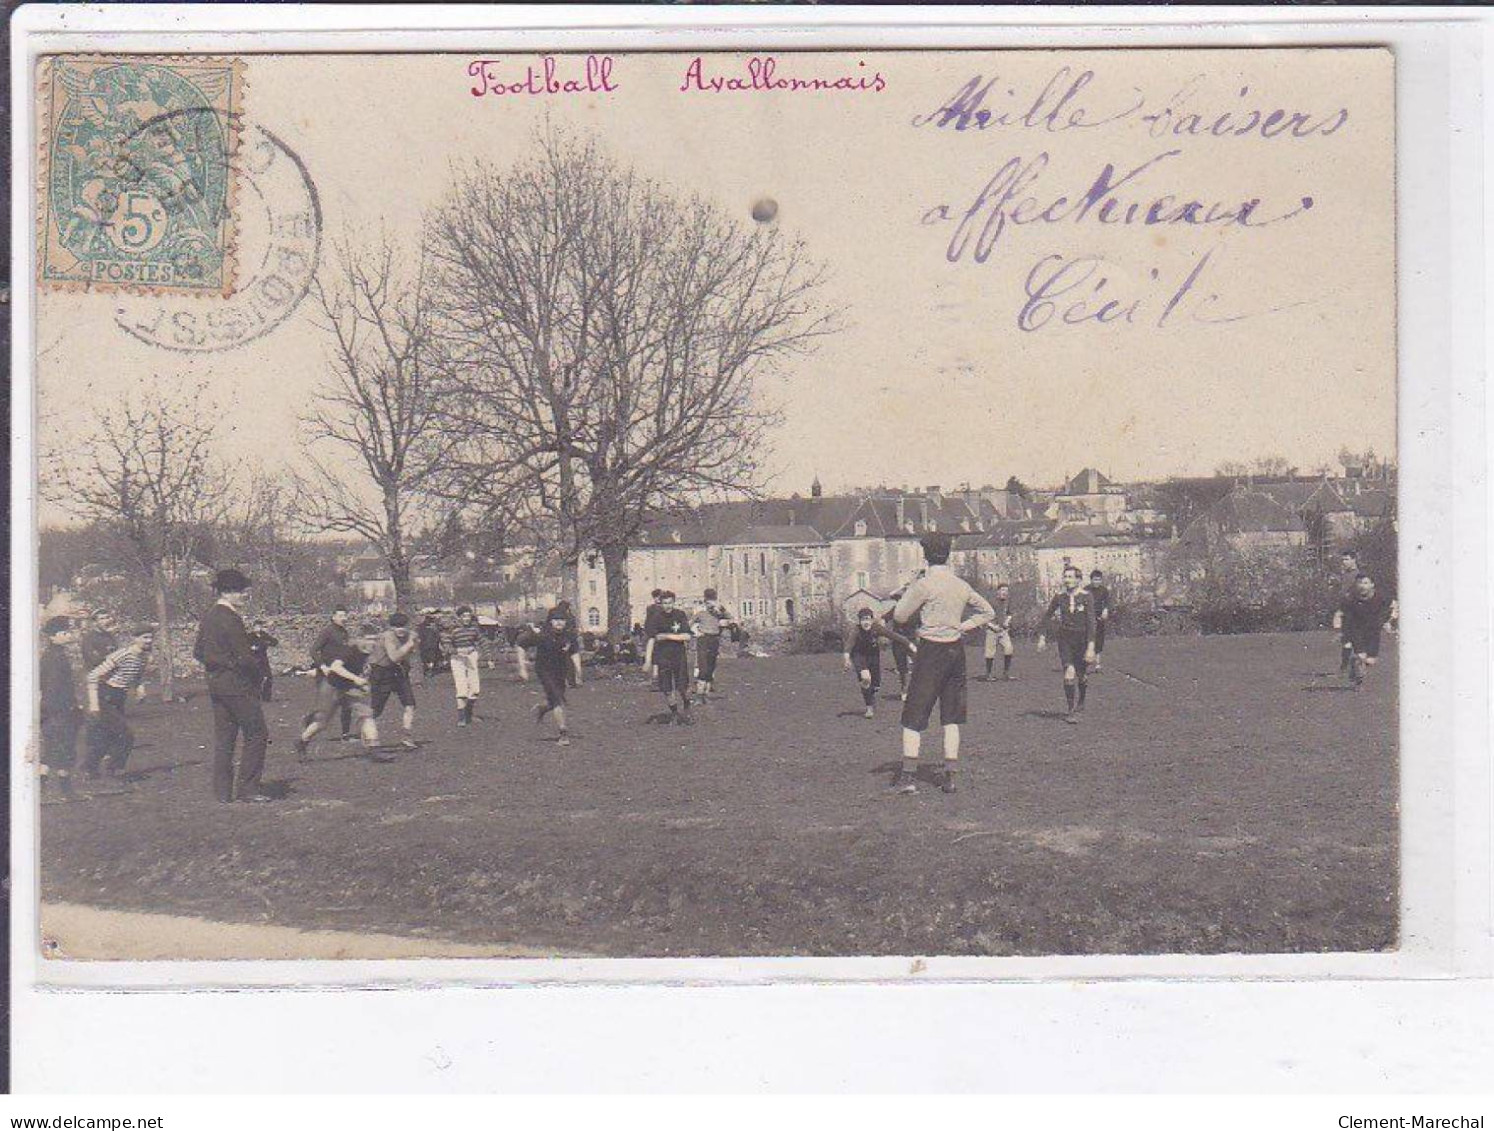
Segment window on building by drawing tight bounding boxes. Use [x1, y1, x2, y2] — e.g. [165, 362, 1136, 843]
[587, 607, 600, 628]
[588, 578, 598, 596]
[759, 552, 767, 574]
[741, 600, 753, 616]
[856, 570, 869, 590]
[742, 553, 750, 575]
[854, 520, 867, 536]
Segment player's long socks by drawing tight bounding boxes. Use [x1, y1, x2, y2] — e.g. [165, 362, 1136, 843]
[985, 657, 994, 678]
[862, 685, 876, 708]
[943, 724, 960, 783]
[1076, 680, 1087, 710]
[900, 727, 921, 782]
[1003, 655, 1013, 678]
[1064, 681, 1076, 711]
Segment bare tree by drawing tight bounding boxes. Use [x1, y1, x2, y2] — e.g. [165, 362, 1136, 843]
[216, 472, 347, 614]
[296, 234, 447, 607]
[425, 129, 837, 636]
[1251, 455, 1297, 478]
[42, 385, 233, 700]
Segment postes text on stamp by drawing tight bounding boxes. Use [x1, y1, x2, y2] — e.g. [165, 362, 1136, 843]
[38, 55, 245, 295]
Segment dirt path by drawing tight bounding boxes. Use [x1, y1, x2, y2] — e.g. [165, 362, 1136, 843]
[40, 902, 569, 960]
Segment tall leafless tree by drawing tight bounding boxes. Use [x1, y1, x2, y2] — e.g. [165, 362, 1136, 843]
[425, 129, 837, 636]
[42, 385, 233, 700]
[296, 234, 448, 607]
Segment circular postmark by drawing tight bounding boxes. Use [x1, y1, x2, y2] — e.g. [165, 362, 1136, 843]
[113, 115, 322, 353]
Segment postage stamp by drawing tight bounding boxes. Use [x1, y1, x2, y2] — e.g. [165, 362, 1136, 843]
[37, 55, 245, 294]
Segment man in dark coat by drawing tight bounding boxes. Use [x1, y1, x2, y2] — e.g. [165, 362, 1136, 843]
[192, 569, 272, 803]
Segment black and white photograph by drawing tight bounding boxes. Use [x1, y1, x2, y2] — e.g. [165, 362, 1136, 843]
[26, 46, 1402, 965]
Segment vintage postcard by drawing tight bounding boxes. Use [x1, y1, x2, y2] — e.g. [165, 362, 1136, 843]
[28, 47, 1397, 962]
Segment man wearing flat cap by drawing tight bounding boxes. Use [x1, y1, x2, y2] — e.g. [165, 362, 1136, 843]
[192, 568, 272, 803]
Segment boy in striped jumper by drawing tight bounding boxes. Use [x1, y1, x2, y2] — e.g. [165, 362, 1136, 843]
[445, 606, 486, 726]
[84, 626, 154, 779]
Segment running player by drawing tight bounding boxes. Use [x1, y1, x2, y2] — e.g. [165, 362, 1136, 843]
[843, 607, 916, 719]
[1336, 573, 1398, 688]
[693, 588, 735, 698]
[531, 607, 580, 746]
[1037, 566, 1097, 724]
[445, 606, 485, 726]
[981, 582, 1016, 681]
[1087, 570, 1111, 673]
[84, 625, 154, 780]
[649, 591, 695, 724]
[295, 628, 385, 760]
[889, 535, 994, 795]
[305, 606, 354, 740]
[369, 612, 419, 748]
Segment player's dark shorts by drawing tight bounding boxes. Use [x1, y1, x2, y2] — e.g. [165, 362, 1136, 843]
[900, 639, 967, 732]
[369, 666, 415, 715]
[697, 633, 722, 682]
[890, 641, 913, 678]
[537, 661, 568, 708]
[1056, 632, 1091, 676]
[851, 649, 882, 690]
[656, 647, 690, 696]
[1345, 627, 1382, 659]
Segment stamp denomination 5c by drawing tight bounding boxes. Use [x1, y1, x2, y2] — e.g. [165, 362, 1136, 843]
[38, 55, 245, 295]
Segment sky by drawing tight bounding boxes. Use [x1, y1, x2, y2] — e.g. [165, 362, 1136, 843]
[34, 49, 1395, 523]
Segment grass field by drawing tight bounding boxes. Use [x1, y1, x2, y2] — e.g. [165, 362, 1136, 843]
[38, 631, 1397, 957]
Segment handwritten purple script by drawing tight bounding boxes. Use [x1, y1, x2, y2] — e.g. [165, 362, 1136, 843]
[468, 56, 617, 98]
[680, 56, 886, 95]
[911, 66, 1354, 332]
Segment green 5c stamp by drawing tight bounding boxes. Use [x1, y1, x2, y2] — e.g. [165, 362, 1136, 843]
[38, 55, 244, 294]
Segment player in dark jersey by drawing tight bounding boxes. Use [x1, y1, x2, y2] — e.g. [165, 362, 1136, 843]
[1335, 550, 1361, 674]
[641, 589, 665, 683]
[1335, 573, 1398, 688]
[294, 629, 387, 761]
[843, 607, 915, 718]
[1037, 565, 1097, 724]
[648, 590, 694, 724]
[883, 587, 918, 701]
[529, 607, 580, 746]
[1086, 570, 1111, 673]
[247, 622, 278, 702]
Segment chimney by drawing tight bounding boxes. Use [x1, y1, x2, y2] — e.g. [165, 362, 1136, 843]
[895, 498, 905, 528]
[927, 484, 942, 504]
[811, 476, 823, 498]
